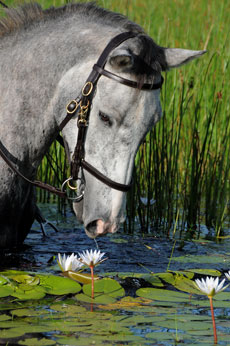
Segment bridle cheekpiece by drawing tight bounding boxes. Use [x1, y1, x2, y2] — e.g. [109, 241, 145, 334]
[60, 31, 164, 201]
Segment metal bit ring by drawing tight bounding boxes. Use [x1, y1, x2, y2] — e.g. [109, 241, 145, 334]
[61, 177, 84, 202]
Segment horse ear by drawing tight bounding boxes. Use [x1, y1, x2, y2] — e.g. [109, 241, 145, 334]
[108, 48, 133, 70]
[163, 48, 206, 69]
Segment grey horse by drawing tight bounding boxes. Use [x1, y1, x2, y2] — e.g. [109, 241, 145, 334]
[0, 2, 205, 248]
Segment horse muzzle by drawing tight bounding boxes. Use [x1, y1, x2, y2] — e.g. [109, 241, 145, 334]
[85, 219, 118, 238]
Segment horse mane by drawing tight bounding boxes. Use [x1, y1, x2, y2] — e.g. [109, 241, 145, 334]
[0, 2, 167, 72]
[0, 2, 144, 37]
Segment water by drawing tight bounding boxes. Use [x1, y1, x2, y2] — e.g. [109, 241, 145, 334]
[0, 203, 230, 346]
[1, 203, 230, 274]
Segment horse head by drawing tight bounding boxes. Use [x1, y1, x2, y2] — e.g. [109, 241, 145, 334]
[0, 2, 206, 248]
[60, 34, 205, 238]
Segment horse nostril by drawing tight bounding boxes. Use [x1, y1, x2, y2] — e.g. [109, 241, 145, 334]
[87, 220, 98, 229]
[85, 219, 107, 238]
[85, 220, 98, 238]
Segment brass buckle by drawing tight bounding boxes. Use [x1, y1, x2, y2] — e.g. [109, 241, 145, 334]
[66, 100, 79, 114]
[82, 82, 93, 96]
[79, 100, 90, 110]
[77, 100, 90, 126]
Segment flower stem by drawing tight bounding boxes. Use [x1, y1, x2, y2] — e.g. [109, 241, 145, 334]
[90, 265, 94, 299]
[209, 296, 217, 344]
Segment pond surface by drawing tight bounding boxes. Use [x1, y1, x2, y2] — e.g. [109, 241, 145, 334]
[2, 203, 230, 274]
[0, 204, 230, 346]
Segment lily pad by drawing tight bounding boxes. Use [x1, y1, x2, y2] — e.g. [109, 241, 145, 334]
[155, 272, 175, 285]
[171, 255, 230, 264]
[55, 337, 87, 346]
[0, 327, 26, 339]
[0, 285, 14, 298]
[168, 270, 195, 279]
[50, 303, 86, 314]
[37, 274, 81, 295]
[143, 274, 164, 287]
[11, 286, 46, 300]
[186, 268, 221, 276]
[136, 287, 190, 302]
[65, 271, 99, 284]
[157, 320, 212, 331]
[75, 292, 116, 304]
[18, 338, 56, 345]
[11, 308, 50, 317]
[83, 278, 125, 298]
[12, 275, 40, 286]
[0, 314, 11, 321]
[110, 238, 128, 244]
[98, 296, 153, 310]
[172, 277, 201, 294]
[0, 276, 8, 285]
[145, 331, 178, 340]
[0, 270, 29, 277]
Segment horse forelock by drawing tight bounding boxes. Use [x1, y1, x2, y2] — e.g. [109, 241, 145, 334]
[133, 35, 167, 76]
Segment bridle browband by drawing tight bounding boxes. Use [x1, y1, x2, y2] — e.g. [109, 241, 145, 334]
[0, 31, 164, 201]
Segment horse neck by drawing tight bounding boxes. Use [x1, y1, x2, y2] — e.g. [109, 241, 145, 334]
[0, 17, 117, 172]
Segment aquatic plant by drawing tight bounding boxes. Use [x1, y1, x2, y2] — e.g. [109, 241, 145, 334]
[0, 267, 230, 344]
[225, 271, 230, 281]
[79, 249, 107, 299]
[57, 253, 83, 272]
[194, 276, 229, 344]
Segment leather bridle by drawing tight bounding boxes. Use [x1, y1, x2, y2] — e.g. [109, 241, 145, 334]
[0, 31, 164, 201]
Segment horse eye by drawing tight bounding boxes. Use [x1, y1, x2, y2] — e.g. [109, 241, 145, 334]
[99, 111, 111, 124]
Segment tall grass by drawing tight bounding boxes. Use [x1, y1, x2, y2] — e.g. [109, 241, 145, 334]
[107, 0, 230, 239]
[2, 0, 229, 238]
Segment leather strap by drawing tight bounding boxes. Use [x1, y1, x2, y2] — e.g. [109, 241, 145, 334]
[93, 65, 164, 90]
[0, 1, 8, 8]
[0, 144, 67, 198]
[70, 32, 139, 182]
[82, 160, 131, 192]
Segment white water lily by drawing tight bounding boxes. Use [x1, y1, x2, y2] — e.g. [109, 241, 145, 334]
[57, 253, 83, 272]
[225, 271, 230, 280]
[78, 249, 106, 268]
[195, 276, 228, 297]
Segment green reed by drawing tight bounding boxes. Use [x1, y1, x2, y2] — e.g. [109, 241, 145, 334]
[3, 0, 229, 238]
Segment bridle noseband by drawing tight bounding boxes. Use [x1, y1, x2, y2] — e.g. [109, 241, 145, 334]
[60, 31, 164, 201]
[0, 31, 164, 201]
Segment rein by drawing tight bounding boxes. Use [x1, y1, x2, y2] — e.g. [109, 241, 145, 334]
[0, 29, 164, 201]
[0, 1, 7, 8]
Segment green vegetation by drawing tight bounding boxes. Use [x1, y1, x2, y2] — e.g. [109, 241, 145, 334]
[0, 269, 230, 345]
[2, 0, 230, 239]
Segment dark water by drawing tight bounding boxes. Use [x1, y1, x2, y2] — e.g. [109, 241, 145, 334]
[1, 203, 230, 274]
